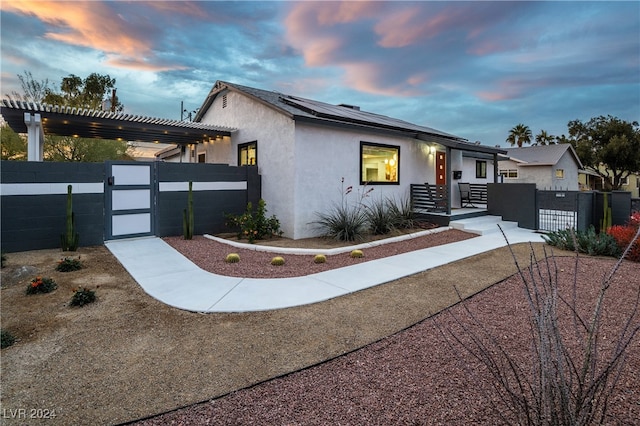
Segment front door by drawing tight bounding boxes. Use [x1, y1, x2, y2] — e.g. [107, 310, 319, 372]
[104, 162, 156, 240]
[436, 151, 446, 185]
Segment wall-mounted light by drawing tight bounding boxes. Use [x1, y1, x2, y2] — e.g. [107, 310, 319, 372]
[429, 146, 436, 156]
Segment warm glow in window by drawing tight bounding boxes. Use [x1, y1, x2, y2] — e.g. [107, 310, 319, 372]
[239, 142, 257, 166]
[360, 142, 399, 184]
[499, 169, 518, 179]
[476, 160, 487, 179]
[555, 169, 565, 179]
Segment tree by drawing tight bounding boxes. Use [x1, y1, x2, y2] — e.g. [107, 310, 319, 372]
[534, 130, 555, 146]
[1, 124, 27, 160]
[5, 71, 52, 103]
[567, 115, 640, 190]
[6, 71, 130, 162]
[506, 124, 532, 147]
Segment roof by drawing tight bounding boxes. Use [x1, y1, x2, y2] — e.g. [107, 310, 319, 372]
[195, 81, 506, 155]
[502, 144, 584, 169]
[0, 100, 234, 145]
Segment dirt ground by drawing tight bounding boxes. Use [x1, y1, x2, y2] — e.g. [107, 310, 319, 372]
[0, 236, 603, 425]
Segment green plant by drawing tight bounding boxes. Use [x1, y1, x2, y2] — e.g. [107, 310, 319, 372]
[225, 253, 240, 263]
[225, 199, 282, 243]
[183, 181, 194, 240]
[350, 249, 364, 258]
[313, 254, 327, 264]
[271, 256, 285, 266]
[70, 287, 96, 307]
[600, 192, 612, 233]
[26, 276, 57, 295]
[56, 256, 83, 272]
[542, 226, 620, 257]
[1, 329, 16, 349]
[366, 197, 397, 235]
[386, 194, 415, 230]
[60, 184, 79, 251]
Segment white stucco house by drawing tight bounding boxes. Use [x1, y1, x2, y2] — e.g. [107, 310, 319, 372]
[499, 144, 583, 191]
[159, 81, 506, 239]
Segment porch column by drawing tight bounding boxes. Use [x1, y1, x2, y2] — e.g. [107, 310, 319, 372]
[492, 153, 499, 182]
[445, 147, 452, 214]
[25, 112, 45, 161]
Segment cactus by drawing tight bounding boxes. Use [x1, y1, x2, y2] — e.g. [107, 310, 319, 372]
[60, 185, 79, 251]
[350, 249, 364, 258]
[271, 256, 285, 266]
[225, 253, 240, 263]
[183, 181, 194, 240]
[600, 192, 612, 233]
[314, 254, 327, 264]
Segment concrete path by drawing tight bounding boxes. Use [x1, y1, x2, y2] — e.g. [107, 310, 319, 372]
[105, 216, 545, 313]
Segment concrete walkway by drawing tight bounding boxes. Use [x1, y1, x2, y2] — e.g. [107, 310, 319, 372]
[105, 216, 545, 313]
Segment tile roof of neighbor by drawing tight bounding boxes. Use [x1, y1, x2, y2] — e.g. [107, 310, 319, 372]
[195, 80, 506, 155]
[503, 144, 584, 169]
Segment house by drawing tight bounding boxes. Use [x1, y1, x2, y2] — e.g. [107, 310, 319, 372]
[159, 81, 505, 239]
[578, 166, 640, 197]
[498, 144, 583, 191]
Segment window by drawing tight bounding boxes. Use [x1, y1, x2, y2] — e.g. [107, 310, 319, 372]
[476, 160, 487, 179]
[360, 142, 399, 184]
[238, 142, 257, 166]
[198, 153, 206, 163]
[499, 169, 518, 179]
[555, 168, 564, 179]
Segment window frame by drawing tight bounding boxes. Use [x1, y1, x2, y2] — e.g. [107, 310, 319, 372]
[238, 141, 257, 166]
[555, 168, 565, 179]
[499, 169, 518, 179]
[360, 141, 400, 185]
[476, 160, 487, 179]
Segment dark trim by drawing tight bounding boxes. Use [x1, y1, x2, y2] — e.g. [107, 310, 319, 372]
[238, 141, 258, 166]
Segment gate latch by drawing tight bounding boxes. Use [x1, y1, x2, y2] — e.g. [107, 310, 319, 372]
[107, 176, 115, 186]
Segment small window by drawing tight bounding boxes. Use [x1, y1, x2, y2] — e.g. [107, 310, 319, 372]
[360, 142, 399, 184]
[499, 169, 518, 179]
[476, 160, 487, 179]
[555, 169, 564, 179]
[198, 153, 206, 163]
[238, 141, 257, 166]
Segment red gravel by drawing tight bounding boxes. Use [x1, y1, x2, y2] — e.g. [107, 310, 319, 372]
[163, 229, 477, 279]
[135, 251, 640, 425]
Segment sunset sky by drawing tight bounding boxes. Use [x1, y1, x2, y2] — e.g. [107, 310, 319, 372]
[1, 1, 638, 146]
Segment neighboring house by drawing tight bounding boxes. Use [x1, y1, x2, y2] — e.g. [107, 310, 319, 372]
[499, 144, 583, 191]
[578, 165, 640, 198]
[159, 81, 505, 239]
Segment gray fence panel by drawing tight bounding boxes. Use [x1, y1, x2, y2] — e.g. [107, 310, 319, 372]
[487, 183, 537, 229]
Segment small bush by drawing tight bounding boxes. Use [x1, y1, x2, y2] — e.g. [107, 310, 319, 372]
[542, 226, 620, 257]
[1, 329, 16, 349]
[350, 249, 364, 258]
[313, 254, 327, 264]
[271, 256, 285, 266]
[366, 197, 397, 235]
[314, 204, 368, 242]
[26, 276, 57, 295]
[386, 195, 415, 230]
[607, 214, 640, 262]
[56, 256, 83, 272]
[70, 287, 96, 307]
[225, 199, 282, 243]
[225, 253, 240, 263]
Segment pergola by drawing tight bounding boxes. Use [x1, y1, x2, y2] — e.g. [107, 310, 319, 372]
[0, 100, 234, 161]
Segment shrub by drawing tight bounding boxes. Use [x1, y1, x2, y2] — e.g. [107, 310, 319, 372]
[314, 203, 368, 242]
[1, 329, 16, 349]
[271, 256, 285, 266]
[225, 199, 282, 243]
[350, 249, 364, 258]
[313, 254, 327, 264]
[225, 253, 240, 263]
[542, 225, 620, 257]
[56, 256, 83, 272]
[607, 213, 640, 262]
[365, 197, 397, 235]
[26, 276, 57, 295]
[70, 287, 96, 307]
[386, 194, 415, 230]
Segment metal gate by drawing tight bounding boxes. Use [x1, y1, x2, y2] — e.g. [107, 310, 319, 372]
[104, 162, 156, 240]
[537, 190, 579, 232]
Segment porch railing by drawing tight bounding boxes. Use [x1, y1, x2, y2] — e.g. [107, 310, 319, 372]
[410, 183, 447, 212]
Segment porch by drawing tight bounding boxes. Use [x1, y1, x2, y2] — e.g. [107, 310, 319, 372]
[411, 183, 489, 226]
[417, 207, 489, 226]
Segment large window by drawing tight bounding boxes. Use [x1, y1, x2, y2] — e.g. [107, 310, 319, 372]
[360, 142, 399, 184]
[499, 169, 518, 179]
[238, 141, 257, 166]
[476, 160, 487, 179]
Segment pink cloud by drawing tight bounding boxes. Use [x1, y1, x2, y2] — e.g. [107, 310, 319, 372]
[2, 1, 184, 72]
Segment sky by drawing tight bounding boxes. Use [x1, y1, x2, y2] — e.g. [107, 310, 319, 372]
[1, 1, 638, 147]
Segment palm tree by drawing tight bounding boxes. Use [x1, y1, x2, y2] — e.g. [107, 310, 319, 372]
[506, 124, 532, 147]
[535, 130, 555, 146]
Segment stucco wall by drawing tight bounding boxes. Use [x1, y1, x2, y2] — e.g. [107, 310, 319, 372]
[499, 152, 579, 190]
[551, 151, 579, 190]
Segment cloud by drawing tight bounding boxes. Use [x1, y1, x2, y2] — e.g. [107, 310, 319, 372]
[2, 1, 184, 72]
